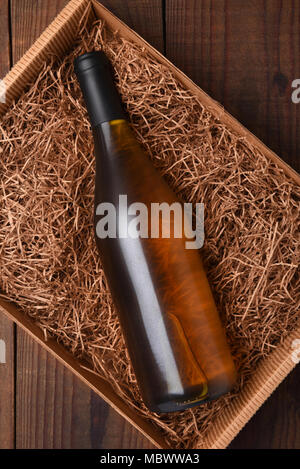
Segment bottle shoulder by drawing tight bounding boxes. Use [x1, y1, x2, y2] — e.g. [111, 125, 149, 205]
[93, 120, 177, 203]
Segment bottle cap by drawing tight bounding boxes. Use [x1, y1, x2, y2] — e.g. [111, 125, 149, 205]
[74, 50, 126, 127]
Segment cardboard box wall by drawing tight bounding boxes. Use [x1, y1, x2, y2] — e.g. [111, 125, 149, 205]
[0, 0, 299, 449]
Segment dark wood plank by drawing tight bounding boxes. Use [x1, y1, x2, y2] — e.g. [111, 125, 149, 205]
[99, 0, 164, 52]
[229, 365, 300, 449]
[0, 0, 11, 78]
[16, 332, 91, 448]
[166, 0, 300, 449]
[11, 0, 69, 62]
[165, 0, 300, 172]
[0, 316, 14, 449]
[10, 0, 156, 449]
[15, 328, 156, 449]
[0, 0, 15, 450]
[90, 393, 155, 449]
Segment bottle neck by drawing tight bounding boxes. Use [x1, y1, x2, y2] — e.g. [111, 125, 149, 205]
[74, 51, 126, 128]
[92, 119, 134, 159]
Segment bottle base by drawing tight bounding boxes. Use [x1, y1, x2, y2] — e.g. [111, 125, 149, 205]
[147, 384, 235, 414]
[147, 393, 209, 414]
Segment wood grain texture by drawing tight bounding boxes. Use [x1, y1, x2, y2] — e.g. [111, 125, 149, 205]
[99, 0, 164, 52]
[15, 330, 156, 449]
[11, 0, 69, 62]
[165, 0, 300, 172]
[0, 0, 15, 451]
[0, 315, 14, 449]
[229, 365, 300, 449]
[16, 332, 94, 448]
[0, 0, 11, 77]
[90, 394, 155, 449]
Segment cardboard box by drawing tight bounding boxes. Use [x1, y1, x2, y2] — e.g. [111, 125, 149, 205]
[0, 0, 299, 449]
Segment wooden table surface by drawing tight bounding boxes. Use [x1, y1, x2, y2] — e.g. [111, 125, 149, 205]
[0, 0, 299, 449]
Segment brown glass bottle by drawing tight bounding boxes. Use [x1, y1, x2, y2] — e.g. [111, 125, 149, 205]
[74, 51, 236, 413]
